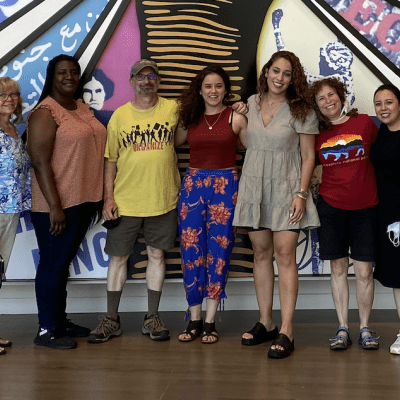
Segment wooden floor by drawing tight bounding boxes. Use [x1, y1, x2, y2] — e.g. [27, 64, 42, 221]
[1, 310, 400, 400]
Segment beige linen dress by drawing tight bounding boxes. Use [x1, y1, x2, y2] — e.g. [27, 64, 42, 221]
[233, 95, 320, 231]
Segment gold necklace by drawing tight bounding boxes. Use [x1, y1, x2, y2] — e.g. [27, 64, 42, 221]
[265, 97, 285, 119]
[204, 110, 223, 130]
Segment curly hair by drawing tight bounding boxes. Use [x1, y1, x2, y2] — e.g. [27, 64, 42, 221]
[374, 83, 400, 103]
[309, 77, 358, 132]
[0, 77, 24, 124]
[38, 54, 81, 104]
[178, 65, 232, 129]
[257, 51, 312, 123]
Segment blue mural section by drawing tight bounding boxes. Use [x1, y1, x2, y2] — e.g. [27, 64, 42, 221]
[3, 0, 112, 280]
[0, 0, 34, 23]
[0, 0, 109, 124]
[15, 210, 110, 278]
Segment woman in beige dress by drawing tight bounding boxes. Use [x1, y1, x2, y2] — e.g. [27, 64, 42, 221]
[234, 51, 320, 359]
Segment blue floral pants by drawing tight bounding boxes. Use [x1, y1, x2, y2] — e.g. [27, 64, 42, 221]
[178, 168, 238, 307]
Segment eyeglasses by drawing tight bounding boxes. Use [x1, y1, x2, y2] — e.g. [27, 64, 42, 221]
[133, 73, 158, 81]
[0, 92, 20, 100]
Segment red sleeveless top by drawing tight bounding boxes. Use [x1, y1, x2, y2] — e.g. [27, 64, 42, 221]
[187, 106, 237, 169]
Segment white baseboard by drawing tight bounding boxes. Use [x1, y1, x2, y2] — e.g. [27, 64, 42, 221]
[0, 277, 395, 314]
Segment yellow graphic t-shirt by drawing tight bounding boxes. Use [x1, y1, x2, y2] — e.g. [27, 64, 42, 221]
[105, 98, 180, 217]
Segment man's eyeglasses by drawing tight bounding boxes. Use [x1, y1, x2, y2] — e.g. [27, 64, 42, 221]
[133, 73, 158, 81]
[0, 92, 20, 101]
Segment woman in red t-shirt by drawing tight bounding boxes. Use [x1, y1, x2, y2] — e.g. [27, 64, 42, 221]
[174, 65, 247, 344]
[310, 77, 379, 351]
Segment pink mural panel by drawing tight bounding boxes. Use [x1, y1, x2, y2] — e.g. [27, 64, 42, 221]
[97, 0, 141, 111]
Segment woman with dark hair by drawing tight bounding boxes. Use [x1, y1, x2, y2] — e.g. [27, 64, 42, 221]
[27, 54, 107, 350]
[310, 77, 379, 351]
[234, 51, 320, 359]
[0, 77, 30, 356]
[175, 65, 247, 343]
[371, 84, 400, 354]
[82, 69, 115, 127]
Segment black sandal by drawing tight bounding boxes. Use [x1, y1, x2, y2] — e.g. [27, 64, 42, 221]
[0, 337, 12, 348]
[201, 322, 218, 344]
[241, 322, 278, 346]
[178, 319, 203, 342]
[267, 333, 294, 359]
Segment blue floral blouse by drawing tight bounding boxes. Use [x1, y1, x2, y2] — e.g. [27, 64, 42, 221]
[0, 128, 31, 213]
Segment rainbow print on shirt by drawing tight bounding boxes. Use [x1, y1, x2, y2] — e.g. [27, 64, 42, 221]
[320, 134, 365, 162]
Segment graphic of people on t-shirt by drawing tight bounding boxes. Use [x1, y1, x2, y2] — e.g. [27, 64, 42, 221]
[320, 134, 364, 162]
[163, 122, 170, 142]
[121, 121, 174, 150]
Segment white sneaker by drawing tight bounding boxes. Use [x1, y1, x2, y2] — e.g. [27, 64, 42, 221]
[390, 331, 400, 355]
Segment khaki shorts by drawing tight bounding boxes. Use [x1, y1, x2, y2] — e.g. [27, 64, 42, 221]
[104, 209, 177, 256]
[0, 212, 20, 272]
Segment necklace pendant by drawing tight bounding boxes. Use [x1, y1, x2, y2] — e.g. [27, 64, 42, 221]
[209, 126, 212, 130]
[270, 114, 274, 119]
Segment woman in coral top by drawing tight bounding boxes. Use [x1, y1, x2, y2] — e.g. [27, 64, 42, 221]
[175, 65, 247, 343]
[310, 77, 379, 351]
[27, 55, 107, 350]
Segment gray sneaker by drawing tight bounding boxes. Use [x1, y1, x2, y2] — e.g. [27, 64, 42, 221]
[142, 314, 170, 341]
[87, 316, 122, 343]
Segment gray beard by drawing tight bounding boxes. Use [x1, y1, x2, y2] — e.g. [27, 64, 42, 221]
[136, 85, 157, 95]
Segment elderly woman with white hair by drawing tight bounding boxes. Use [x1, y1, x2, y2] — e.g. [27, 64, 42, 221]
[0, 76, 31, 355]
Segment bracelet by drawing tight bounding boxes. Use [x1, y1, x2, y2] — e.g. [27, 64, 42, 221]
[298, 188, 309, 196]
[297, 193, 307, 200]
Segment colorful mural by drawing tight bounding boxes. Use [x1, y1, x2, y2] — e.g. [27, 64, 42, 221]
[0, 0, 34, 23]
[2, 0, 400, 280]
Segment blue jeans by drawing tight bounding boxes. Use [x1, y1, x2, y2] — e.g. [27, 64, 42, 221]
[30, 202, 98, 330]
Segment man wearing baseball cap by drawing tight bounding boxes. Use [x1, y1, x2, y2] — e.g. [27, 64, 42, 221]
[87, 60, 180, 343]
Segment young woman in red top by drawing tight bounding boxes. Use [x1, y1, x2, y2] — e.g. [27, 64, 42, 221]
[175, 65, 247, 343]
[310, 77, 379, 351]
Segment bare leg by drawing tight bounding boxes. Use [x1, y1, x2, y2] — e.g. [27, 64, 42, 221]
[178, 304, 202, 341]
[106, 255, 130, 291]
[242, 229, 276, 341]
[353, 260, 377, 345]
[270, 230, 299, 350]
[330, 257, 350, 346]
[201, 298, 220, 343]
[394, 288, 400, 320]
[146, 245, 166, 291]
[391, 289, 400, 354]
[205, 298, 219, 323]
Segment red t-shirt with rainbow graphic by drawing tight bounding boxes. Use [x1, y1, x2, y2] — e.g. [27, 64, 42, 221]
[316, 114, 378, 210]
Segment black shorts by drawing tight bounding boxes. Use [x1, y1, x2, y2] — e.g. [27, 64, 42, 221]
[317, 196, 377, 262]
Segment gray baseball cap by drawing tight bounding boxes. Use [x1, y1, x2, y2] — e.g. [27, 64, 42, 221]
[130, 59, 159, 77]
